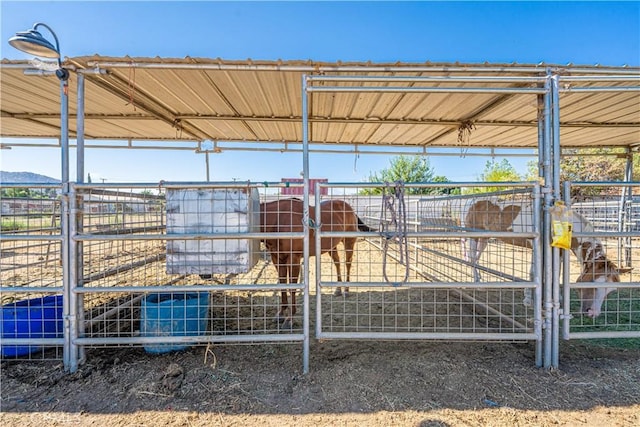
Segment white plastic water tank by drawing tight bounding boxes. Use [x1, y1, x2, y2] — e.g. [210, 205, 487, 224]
[165, 188, 259, 275]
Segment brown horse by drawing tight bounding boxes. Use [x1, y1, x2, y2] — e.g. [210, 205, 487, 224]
[260, 198, 372, 328]
[576, 241, 632, 318]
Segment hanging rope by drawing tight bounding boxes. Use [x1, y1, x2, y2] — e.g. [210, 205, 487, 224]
[173, 118, 183, 139]
[380, 181, 410, 284]
[353, 145, 360, 173]
[304, 216, 322, 230]
[457, 120, 475, 157]
[302, 205, 322, 230]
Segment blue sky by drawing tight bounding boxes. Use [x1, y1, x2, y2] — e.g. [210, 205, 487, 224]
[1, 1, 639, 183]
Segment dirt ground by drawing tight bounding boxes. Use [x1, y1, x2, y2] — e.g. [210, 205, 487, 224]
[1, 338, 639, 427]
[2, 238, 639, 426]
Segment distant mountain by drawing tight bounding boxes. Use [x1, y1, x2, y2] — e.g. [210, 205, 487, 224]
[1, 171, 60, 183]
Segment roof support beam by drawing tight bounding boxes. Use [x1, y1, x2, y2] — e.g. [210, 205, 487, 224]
[418, 88, 536, 146]
[3, 111, 637, 128]
[75, 68, 212, 141]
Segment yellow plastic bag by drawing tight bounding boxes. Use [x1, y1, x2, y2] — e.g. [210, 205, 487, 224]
[550, 201, 572, 250]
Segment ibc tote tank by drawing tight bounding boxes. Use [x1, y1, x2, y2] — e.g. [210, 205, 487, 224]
[165, 187, 260, 275]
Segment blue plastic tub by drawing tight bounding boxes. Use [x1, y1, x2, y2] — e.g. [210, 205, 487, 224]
[140, 292, 209, 354]
[1, 295, 64, 357]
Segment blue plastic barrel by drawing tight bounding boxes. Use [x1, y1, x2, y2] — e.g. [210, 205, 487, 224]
[1, 295, 64, 357]
[140, 292, 209, 353]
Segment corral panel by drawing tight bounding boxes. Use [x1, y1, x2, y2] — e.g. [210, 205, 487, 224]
[563, 183, 640, 340]
[1, 184, 64, 360]
[314, 183, 541, 343]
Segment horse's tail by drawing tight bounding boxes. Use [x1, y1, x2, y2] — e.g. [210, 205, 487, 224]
[357, 216, 373, 232]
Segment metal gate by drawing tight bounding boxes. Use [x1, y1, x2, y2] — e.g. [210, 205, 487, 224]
[561, 182, 640, 341]
[1, 181, 311, 371]
[1, 183, 64, 361]
[313, 182, 543, 365]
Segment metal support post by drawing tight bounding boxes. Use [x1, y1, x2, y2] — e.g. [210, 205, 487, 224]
[301, 74, 310, 374]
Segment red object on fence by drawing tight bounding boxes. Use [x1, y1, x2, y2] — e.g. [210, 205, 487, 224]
[280, 178, 328, 195]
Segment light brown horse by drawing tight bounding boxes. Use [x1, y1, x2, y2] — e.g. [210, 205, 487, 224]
[463, 199, 630, 316]
[260, 198, 372, 328]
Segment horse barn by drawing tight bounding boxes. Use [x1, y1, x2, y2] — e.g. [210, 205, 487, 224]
[1, 56, 639, 374]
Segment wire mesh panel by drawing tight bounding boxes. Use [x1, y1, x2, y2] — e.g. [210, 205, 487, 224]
[315, 183, 541, 342]
[1, 184, 64, 360]
[72, 183, 306, 363]
[563, 182, 640, 340]
[3, 180, 546, 367]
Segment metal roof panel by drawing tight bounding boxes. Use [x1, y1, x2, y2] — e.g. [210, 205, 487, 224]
[2, 57, 638, 151]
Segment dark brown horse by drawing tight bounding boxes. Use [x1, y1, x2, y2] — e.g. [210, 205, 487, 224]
[260, 198, 372, 328]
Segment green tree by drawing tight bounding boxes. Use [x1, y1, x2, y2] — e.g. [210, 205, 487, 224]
[466, 159, 522, 194]
[525, 148, 637, 199]
[431, 175, 461, 195]
[1, 188, 31, 198]
[360, 155, 437, 195]
[525, 159, 539, 181]
[479, 159, 521, 182]
[1, 187, 58, 199]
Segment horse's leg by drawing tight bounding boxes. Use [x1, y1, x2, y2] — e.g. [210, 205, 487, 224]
[463, 237, 477, 279]
[467, 238, 487, 282]
[281, 261, 301, 329]
[276, 277, 289, 323]
[342, 237, 357, 297]
[279, 289, 288, 322]
[282, 288, 296, 329]
[331, 248, 345, 296]
[272, 252, 289, 322]
[523, 258, 534, 307]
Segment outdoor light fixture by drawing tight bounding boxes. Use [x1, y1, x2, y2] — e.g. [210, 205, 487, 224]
[8, 22, 69, 81]
[9, 21, 77, 371]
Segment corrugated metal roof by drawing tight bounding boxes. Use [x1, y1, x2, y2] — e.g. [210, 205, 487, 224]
[1, 56, 639, 152]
